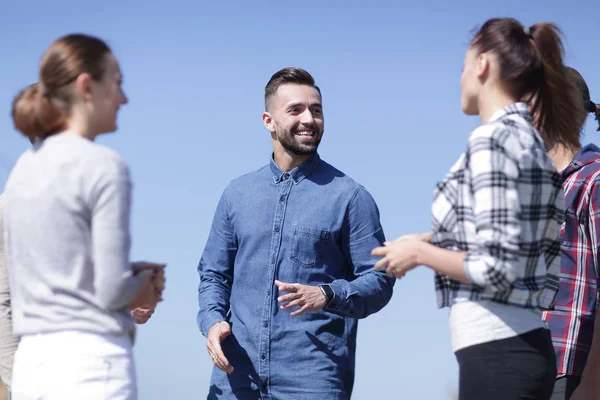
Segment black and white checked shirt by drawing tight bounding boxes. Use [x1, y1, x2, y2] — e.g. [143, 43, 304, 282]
[431, 103, 564, 310]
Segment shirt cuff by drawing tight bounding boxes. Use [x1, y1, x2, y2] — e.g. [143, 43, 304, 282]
[463, 252, 485, 286]
[199, 310, 226, 337]
[324, 282, 346, 312]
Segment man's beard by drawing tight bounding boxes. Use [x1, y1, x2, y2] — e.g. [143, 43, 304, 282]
[277, 127, 322, 156]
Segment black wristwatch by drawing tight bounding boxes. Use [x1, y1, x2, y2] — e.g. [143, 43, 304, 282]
[319, 284, 334, 305]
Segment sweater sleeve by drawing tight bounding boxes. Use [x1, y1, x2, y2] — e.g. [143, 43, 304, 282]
[89, 156, 140, 311]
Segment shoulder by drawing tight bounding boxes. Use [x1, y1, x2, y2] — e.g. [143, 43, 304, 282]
[215, 164, 271, 205]
[42, 135, 130, 178]
[580, 161, 600, 191]
[85, 142, 129, 176]
[225, 164, 269, 191]
[316, 160, 375, 205]
[468, 120, 521, 149]
[467, 117, 548, 168]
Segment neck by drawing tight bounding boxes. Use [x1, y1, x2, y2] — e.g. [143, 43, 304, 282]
[549, 144, 579, 173]
[478, 86, 519, 125]
[64, 110, 97, 141]
[272, 145, 311, 172]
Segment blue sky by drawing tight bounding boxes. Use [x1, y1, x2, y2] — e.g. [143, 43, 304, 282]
[1, 1, 599, 398]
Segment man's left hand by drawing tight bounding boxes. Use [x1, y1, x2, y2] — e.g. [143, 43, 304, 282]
[275, 280, 328, 317]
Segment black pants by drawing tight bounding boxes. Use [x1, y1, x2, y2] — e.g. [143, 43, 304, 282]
[455, 328, 557, 400]
[550, 376, 581, 400]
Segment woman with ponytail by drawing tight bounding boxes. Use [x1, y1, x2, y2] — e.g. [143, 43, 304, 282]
[5, 34, 165, 400]
[372, 18, 577, 399]
[542, 68, 600, 400]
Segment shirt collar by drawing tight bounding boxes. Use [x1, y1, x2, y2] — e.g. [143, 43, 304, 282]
[269, 152, 321, 184]
[562, 143, 600, 178]
[488, 102, 531, 123]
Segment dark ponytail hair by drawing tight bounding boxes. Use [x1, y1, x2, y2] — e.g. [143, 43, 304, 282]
[593, 103, 600, 132]
[471, 18, 581, 150]
[566, 67, 600, 133]
[11, 34, 111, 141]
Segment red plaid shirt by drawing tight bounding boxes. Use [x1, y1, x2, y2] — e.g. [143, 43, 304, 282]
[543, 143, 600, 377]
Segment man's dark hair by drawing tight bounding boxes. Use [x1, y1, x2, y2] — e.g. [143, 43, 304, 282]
[264, 67, 321, 111]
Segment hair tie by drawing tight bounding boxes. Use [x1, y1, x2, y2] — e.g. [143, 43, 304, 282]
[590, 101, 597, 114]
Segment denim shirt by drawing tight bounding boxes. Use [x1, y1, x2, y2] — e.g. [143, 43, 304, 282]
[197, 153, 394, 399]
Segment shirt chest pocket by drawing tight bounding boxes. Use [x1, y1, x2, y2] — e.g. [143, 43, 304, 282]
[290, 225, 330, 268]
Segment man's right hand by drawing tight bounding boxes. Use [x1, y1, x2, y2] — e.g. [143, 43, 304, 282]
[207, 321, 234, 374]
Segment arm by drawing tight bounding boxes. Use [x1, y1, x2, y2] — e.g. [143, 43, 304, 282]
[459, 129, 522, 290]
[90, 158, 140, 311]
[326, 186, 395, 319]
[417, 243, 468, 282]
[197, 189, 237, 337]
[373, 235, 469, 283]
[0, 198, 19, 388]
[373, 129, 521, 287]
[576, 181, 600, 389]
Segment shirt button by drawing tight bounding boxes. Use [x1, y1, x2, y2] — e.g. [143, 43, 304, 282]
[274, 226, 280, 232]
[279, 195, 285, 201]
[261, 354, 266, 360]
[263, 322, 268, 328]
[261, 382, 267, 390]
[271, 257, 275, 264]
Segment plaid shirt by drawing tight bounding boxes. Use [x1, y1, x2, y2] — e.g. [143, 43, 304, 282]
[431, 103, 564, 310]
[542, 144, 600, 377]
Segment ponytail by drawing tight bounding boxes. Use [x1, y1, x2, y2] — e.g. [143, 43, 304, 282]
[593, 102, 600, 131]
[11, 82, 66, 141]
[528, 23, 581, 150]
[471, 19, 581, 150]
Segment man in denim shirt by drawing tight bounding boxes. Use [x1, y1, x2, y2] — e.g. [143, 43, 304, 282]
[197, 67, 394, 400]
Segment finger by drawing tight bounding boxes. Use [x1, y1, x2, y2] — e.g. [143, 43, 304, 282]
[132, 308, 153, 317]
[290, 304, 309, 317]
[374, 257, 389, 271]
[371, 246, 388, 257]
[277, 293, 301, 303]
[206, 342, 219, 362]
[386, 266, 397, 277]
[207, 349, 216, 362]
[207, 349, 219, 368]
[133, 314, 150, 324]
[281, 298, 304, 310]
[275, 280, 298, 293]
[209, 338, 233, 373]
[207, 348, 227, 372]
[214, 328, 234, 373]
